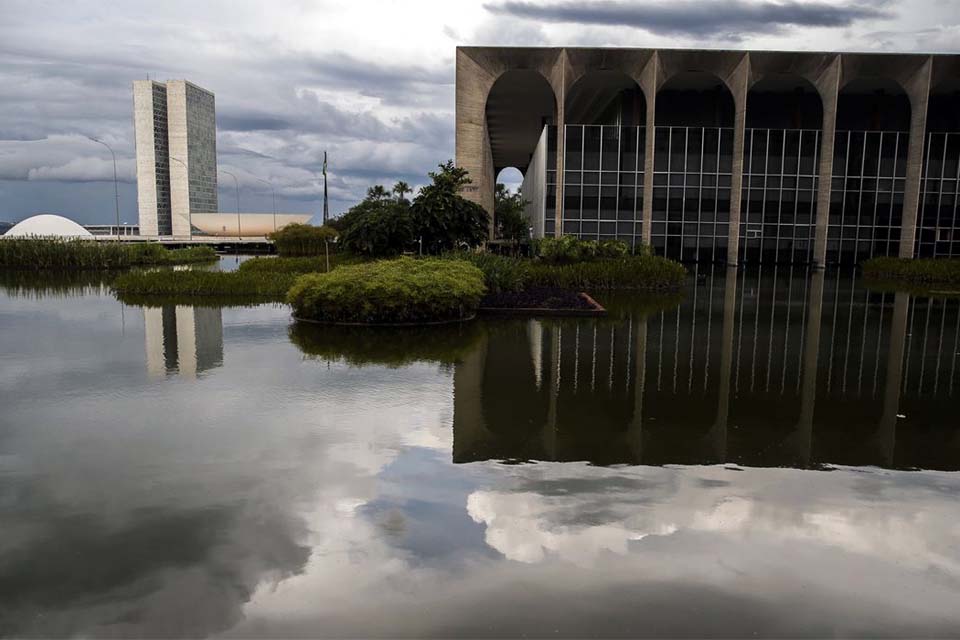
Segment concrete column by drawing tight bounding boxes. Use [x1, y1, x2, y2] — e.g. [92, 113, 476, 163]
[899, 57, 933, 258]
[639, 53, 659, 248]
[812, 56, 841, 269]
[454, 50, 496, 231]
[725, 55, 751, 266]
[553, 51, 568, 238]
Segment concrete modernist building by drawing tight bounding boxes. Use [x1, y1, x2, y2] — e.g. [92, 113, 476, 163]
[455, 47, 960, 265]
[134, 80, 218, 237]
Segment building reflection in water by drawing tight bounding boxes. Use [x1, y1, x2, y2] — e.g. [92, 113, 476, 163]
[453, 268, 960, 470]
[144, 305, 223, 378]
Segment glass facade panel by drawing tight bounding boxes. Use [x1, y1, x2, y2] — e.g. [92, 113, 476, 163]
[917, 132, 960, 258]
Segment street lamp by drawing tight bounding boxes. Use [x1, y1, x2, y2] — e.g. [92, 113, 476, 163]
[87, 136, 120, 241]
[254, 177, 277, 234]
[169, 156, 193, 240]
[219, 169, 242, 240]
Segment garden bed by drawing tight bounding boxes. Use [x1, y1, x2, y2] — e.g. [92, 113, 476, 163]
[479, 287, 607, 316]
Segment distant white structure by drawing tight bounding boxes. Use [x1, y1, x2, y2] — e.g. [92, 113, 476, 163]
[5, 214, 93, 238]
[133, 79, 217, 237]
[190, 213, 312, 237]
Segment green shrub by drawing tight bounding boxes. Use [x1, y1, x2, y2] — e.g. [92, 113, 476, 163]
[288, 321, 483, 367]
[862, 257, 960, 285]
[287, 257, 487, 324]
[536, 236, 632, 263]
[269, 223, 337, 257]
[112, 269, 295, 301]
[0, 239, 216, 270]
[338, 198, 414, 257]
[237, 253, 366, 275]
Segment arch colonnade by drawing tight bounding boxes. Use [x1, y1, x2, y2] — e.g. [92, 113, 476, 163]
[455, 47, 960, 266]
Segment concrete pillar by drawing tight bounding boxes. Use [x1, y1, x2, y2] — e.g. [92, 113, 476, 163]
[639, 53, 659, 248]
[812, 56, 841, 269]
[454, 50, 496, 230]
[553, 63, 566, 238]
[899, 57, 933, 259]
[725, 55, 751, 266]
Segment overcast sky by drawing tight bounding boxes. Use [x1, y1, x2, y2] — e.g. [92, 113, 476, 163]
[1, 0, 958, 225]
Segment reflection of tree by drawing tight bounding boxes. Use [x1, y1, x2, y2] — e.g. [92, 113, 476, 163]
[289, 321, 484, 368]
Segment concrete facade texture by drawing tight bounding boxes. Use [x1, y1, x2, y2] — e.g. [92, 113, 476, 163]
[455, 47, 960, 265]
[134, 79, 218, 237]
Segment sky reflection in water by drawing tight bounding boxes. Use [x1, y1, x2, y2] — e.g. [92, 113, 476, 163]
[1, 263, 959, 637]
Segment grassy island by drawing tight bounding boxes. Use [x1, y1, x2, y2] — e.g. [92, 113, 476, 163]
[862, 257, 960, 287]
[288, 257, 486, 324]
[0, 238, 216, 270]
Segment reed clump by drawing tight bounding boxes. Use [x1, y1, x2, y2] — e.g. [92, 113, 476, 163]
[862, 257, 960, 285]
[112, 269, 295, 301]
[0, 238, 216, 270]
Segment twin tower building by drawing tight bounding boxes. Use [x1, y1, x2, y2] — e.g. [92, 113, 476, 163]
[132, 80, 218, 237]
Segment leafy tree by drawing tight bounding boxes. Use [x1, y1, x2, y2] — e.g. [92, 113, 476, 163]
[338, 189, 414, 257]
[269, 223, 338, 257]
[410, 160, 490, 253]
[494, 183, 529, 243]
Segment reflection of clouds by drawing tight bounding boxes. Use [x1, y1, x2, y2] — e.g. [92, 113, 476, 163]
[466, 464, 960, 581]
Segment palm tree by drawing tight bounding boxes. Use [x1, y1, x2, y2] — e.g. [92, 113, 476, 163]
[366, 185, 390, 201]
[393, 181, 412, 204]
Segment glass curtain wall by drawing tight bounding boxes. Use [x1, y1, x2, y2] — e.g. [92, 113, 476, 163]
[740, 129, 821, 264]
[651, 126, 734, 262]
[917, 132, 960, 257]
[559, 124, 645, 248]
[827, 130, 907, 263]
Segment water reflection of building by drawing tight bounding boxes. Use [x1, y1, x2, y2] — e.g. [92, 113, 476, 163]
[144, 306, 223, 378]
[453, 269, 960, 470]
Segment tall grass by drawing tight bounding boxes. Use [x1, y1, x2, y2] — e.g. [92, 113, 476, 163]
[0, 238, 216, 270]
[112, 270, 296, 301]
[237, 253, 365, 275]
[445, 252, 687, 293]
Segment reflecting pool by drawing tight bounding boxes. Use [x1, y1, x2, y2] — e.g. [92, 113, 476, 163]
[1, 262, 959, 637]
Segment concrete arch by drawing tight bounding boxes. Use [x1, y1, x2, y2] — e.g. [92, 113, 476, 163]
[485, 69, 558, 175]
[655, 70, 736, 127]
[746, 73, 823, 129]
[565, 69, 646, 126]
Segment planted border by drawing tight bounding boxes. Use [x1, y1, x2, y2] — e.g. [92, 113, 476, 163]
[0, 238, 216, 270]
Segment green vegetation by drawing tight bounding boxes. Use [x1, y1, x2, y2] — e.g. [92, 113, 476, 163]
[338, 185, 415, 256]
[268, 223, 338, 257]
[0, 239, 216, 270]
[537, 236, 635, 263]
[287, 257, 486, 324]
[862, 257, 960, 286]
[289, 321, 483, 367]
[112, 269, 296, 301]
[447, 251, 687, 294]
[494, 183, 529, 243]
[333, 162, 490, 257]
[0, 269, 117, 299]
[237, 254, 365, 274]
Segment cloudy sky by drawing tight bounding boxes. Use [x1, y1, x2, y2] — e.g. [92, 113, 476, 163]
[1, 0, 958, 225]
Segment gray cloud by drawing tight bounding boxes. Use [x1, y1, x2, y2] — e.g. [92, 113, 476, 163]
[484, 0, 893, 37]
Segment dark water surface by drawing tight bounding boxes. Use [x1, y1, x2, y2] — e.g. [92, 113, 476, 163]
[2, 260, 960, 637]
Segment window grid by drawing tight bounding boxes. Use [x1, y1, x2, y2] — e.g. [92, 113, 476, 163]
[916, 131, 960, 258]
[740, 128, 821, 264]
[827, 130, 907, 264]
[559, 124, 646, 249]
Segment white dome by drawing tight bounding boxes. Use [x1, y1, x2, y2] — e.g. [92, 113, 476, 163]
[5, 214, 93, 238]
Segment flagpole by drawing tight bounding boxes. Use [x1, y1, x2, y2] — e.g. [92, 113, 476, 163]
[322, 151, 329, 225]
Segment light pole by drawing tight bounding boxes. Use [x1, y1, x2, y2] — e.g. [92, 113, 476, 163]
[169, 156, 193, 240]
[219, 169, 241, 240]
[255, 177, 277, 235]
[87, 136, 120, 240]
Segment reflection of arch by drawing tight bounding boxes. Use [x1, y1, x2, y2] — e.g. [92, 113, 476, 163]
[565, 70, 646, 126]
[485, 69, 557, 177]
[656, 71, 734, 127]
